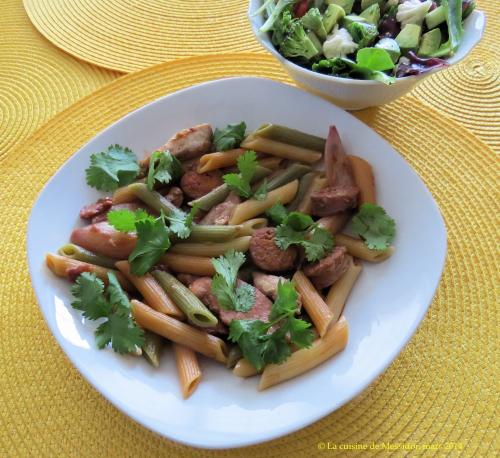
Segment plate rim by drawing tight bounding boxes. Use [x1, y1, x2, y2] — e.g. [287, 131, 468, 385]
[26, 76, 447, 449]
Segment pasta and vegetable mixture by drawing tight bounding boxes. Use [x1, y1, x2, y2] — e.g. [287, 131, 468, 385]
[46, 121, 396, 397]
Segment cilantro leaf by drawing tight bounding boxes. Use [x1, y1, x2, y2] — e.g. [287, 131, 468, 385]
[229, 280, 313, 371]
[351, 203, 396, 250]
[238, 150, 257, 183]
[95, 313, 144, 354]
[253, 179, 268, 201]
[274, 212, 334, 262]
[146, 150, 183, 191]
[223, 172, 252, 198]
[85, 145, 140, 191]
[211, 250, 255, 312]
[70, 272, 110, 320]
[129, 218, 170, 275]
[266, 202, 289, 225]
[167, 204, 199, 239]
[107, 208, 154, 232]
[213, 121, 246, 151]
[70, 272, 144, 354]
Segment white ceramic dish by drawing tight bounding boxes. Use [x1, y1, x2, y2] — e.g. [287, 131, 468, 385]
[27, 77, 446, 449]
[248, 1, 485, 110]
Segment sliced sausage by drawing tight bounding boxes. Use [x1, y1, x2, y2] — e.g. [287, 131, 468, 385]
[79, 197, 113, 220]
[176, 273, 201, 286]
[249, 227, 297, 272]
[70, 221, 136, 259]
[310, 185, 359, 216]
[201, 193, 240, 225]
[141, 124, 213, 165]
[67, 265, 92, 282]
[163, 186, 183, 208]
[189, 277, 273, 325]
[303, 246, 351, 290]
[180, 170, 223, 200]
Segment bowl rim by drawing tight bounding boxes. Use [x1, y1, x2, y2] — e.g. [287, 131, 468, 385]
[247, 1, 486, 86]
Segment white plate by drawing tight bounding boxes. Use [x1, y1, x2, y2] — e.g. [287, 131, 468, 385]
[27, 77, 446, 449]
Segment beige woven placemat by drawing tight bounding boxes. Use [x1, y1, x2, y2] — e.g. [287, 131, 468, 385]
[1, 53, 498, 457]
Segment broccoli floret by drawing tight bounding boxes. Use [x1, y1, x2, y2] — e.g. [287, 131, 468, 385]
[346, 22, 378, 48]
[301, 7, 327, 40]
[271, 10, 294, 46]
[279, 21, 321, 61]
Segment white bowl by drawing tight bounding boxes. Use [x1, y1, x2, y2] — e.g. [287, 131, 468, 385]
[248, 2, 485, 110]
[28, 78, 447, 448]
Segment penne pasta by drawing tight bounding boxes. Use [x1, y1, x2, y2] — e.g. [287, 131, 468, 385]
[115, 261, 185, 320]
[174, 344, 202, 399]
[297, 175, 327, 214]
[292, 271, 334, 337]
[257, 156, 283, 170]
[258, 316, 349, 390]
[349, 155, 376, 204]
[241, 136, 322, 164]
[287, 172, 316, 211]
[170, 236, 251, 257]
[45, 253, 134, 291]
[112, 184, 138, 204]
[131, 300, 228, 363]
[161, 253, 215, 276]
[197, 148, 245, 173]
[141, 330, 163, 368]
[265, 163, 312, 191]
[335, 234, 395, 262]
[58, 243, 117, 269]
[233, 358, 259, 378]
[325, 257, 362, 323]
[229, 180, 299, 225]
[179, 218, 267, 243]
[316, 212, 351, 235]
[248, 124, 326, 152]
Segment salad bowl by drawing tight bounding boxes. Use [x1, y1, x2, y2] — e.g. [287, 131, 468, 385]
[248, 1, 485, 110]
[28, 78, 446, 448]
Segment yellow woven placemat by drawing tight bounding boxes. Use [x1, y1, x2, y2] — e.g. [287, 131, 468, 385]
[0, 0, 119, 159]
[1, 53, 498, 457]
[22, 0, 262, 73]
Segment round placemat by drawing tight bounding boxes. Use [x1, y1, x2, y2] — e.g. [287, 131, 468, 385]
[0, 0, 119, 160]
[23, 0, 262, 73]
[1, 53, 497, 457]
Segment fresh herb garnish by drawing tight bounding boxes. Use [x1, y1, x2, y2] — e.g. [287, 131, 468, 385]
[271, 208, 333, 262]
[211, 250, 255, 312]
[146, 150, 183, 191]
[107, 208, 155, 232]
[351, 203, 396, 250]
[85, 145, 140, 191]
[229, 280, 314, 371]
[223, 150, 268, 200]
[213, 121, 246, 151]
[71, 272, 144, 353]
[166, 204, 199, 239]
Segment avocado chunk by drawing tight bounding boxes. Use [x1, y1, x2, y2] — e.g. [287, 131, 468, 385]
[360, 4, 380, 25]
[323, 4, 346, 34]
[361, 0, 382, 10]
[425, 5, 446, 30]
[342, 15, 367, 27]
[307, 31, 323, 54]
[375, 37, 401, 63]
[396, 24, 422, 53]
[418, 28, 442, 56]
[347, 21, 378, 48]
[326, 0, 354, 15]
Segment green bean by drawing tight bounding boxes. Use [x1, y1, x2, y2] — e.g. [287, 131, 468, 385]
[286, 172, 317, 211]
[152, 270, 218, 328]
[251, 124, 326, 152]
[266, 163, 312, 191]
[189, 165, 273, 211]
[141, 330, 163, 368]
[126, 182, 177, 215]
[226, 345, 243, 369]
[57, 243, 117, 269]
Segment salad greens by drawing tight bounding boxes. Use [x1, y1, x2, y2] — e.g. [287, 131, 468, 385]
[258, 0, 474, 83]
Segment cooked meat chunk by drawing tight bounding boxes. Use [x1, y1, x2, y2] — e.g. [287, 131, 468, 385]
[163, 186, 183, 208]
[310, 185, 359, 216]
[201, 193, 240, 225]
[249, 227, 297, 272]
[91, 202, 145, 223]
[180, 170, 223, 200]
[141, 123, 213, 165]
[194, 321, 228, 337]
[176, 273, 201, 286]
[70, 221, 136, 259]
[324, 125, 356, 188]
[303, 246, 351, 290]
[79, 197, 113, 220]
[189, 277, 273, 325]
[67, 265, 92, 282]
[252, 272, 287, 300]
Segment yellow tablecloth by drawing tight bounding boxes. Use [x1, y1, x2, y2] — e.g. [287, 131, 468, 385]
[0, 1, 498, 457]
